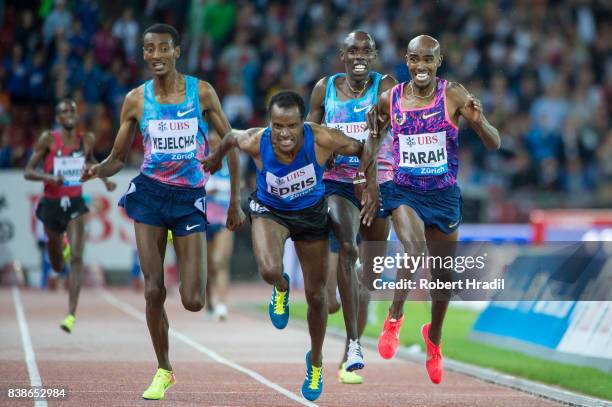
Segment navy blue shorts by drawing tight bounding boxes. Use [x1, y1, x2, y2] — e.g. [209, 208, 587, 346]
[119, 173, 207, 237]
[324, 180, 393, 219]
[384, 183, 462, 235]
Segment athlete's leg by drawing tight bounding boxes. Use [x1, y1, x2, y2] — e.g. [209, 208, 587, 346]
[357, 216, 390, 333]
[135, 222, 171, 371]
[326, 251, 340, 314]
[327, 195, 361, 343]
[251, 217, 290, 292]
[210, 228, 234, 309]
[424, 227, 458, 345]
[44, 227, 65, 273]
[389, 205, 426, 319]
[173, 232, 206, 312]
[205, 233, 217, 313]
[294, 238, 329, 367]
[65, 215, 86, 316]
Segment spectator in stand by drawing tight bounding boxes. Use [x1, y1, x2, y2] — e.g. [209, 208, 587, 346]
[42, 0, 72, 46]
[112, 8, 139, 62]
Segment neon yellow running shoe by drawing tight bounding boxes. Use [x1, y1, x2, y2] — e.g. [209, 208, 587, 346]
[167, 231, 173, 244]
[60, 314, 75, 333]
[142, 368, 176, 400]
[338, 363, 363, 384]
[62, 238, 71, 263]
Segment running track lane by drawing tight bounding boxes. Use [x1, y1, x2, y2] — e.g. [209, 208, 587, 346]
[1, 286, 561, 407]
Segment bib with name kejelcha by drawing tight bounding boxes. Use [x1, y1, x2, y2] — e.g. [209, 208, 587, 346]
[148, 117, 198, 157]
[53, 156, 85, 186]
[398, 130, 448, 176]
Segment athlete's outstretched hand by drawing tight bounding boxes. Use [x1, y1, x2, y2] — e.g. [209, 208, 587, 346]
[226, 202, 246, 231]
[201, 150, 223, 174]
[359, 182, 379, 227]
[81, 163, 100, 182]
[462, 94, 482, 124]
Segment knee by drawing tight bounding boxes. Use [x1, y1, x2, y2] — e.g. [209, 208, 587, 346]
[339, 241, 359, 265]
[144, 283, 166, 305]
[305, 288, 326, 308]
[182, 296, 205, 312]
[258, 261, 282, 285]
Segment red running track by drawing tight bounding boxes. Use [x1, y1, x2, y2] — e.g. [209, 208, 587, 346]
[0, 285, 561, 407]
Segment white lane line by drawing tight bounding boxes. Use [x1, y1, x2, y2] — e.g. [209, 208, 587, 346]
[12, 286, 48, 407]
[98, 290, 318, 407]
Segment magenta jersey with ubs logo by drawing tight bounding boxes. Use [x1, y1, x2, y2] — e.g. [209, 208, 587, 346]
[389, 78, 459, 191]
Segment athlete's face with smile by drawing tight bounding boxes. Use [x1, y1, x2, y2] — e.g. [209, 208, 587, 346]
[143, 33, 179, 76]
[406, 44, 442, 90]
[341, 33, 376, 82]
[270, 105, 303, 154]
[56, 101, 78, 130]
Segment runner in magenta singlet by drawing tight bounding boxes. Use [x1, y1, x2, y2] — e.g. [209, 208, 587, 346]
[365, 35, 501, 385]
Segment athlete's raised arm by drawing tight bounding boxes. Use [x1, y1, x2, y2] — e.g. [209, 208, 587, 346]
[366, 86, 392, 140]
[359, 75, 397, 196]
[202, 127, 264, 172]
[447, 81, 500, 150]
[199, 80, 245, 230]
[81, 88, 142, 181]
[311, 122, 379, 224]
[24, 131, 61, 184]
[305, 77, 328, 124]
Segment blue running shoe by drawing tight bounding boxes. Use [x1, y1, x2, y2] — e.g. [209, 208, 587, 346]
[269, 273, 290, 329]
[301, 351, 323, 401]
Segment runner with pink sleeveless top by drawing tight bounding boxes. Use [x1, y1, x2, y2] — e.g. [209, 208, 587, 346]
[364, 35, 501, 385]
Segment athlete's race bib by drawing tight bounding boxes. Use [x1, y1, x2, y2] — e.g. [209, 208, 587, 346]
[266, 163, 317, 201]
[148, 118, 198, 160]
[326, 121, 368, 167]
[398, 131, 448, 176]
[53, 156, 85, 186]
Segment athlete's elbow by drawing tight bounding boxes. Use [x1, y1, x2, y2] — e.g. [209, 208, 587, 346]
[487, 138, 501, 150]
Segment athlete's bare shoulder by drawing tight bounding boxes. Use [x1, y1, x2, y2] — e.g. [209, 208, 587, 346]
[121, 85, 145, 121]
[197, 80, 222, 111]
[307, 121, 341, 140]
[379, 74, 398, 91]
[445, 80, 470, 111]
[237, 127, 265, 155]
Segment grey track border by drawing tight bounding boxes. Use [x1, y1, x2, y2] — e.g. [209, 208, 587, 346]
[236, 304, 611, 407]
[326, 325, 612, 407]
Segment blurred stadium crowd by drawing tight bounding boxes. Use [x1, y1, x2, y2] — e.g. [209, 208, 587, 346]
[1, 0, 611, 221]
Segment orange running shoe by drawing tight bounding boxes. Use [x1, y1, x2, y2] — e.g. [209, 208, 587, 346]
[422, 323, 443, 384]
[377, 313, 404, 359]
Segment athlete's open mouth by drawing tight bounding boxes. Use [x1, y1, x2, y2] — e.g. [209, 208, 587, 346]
[353, 64, 367, 74]
[280, 140, 294, 148]
[415, 72, 430, 81]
